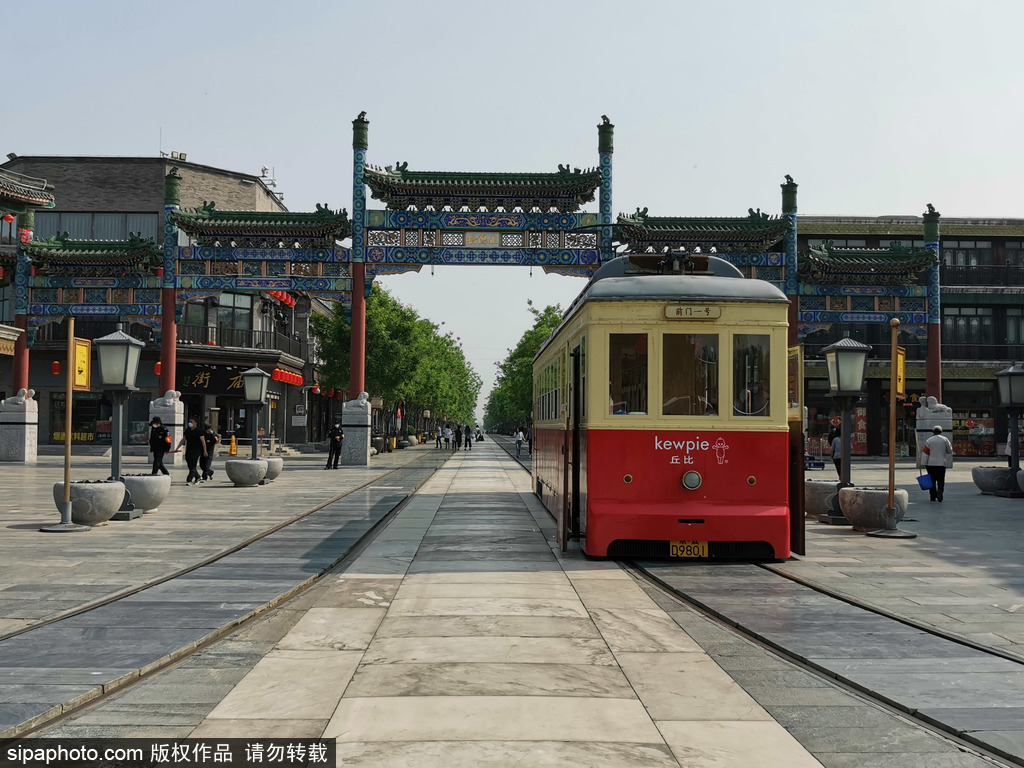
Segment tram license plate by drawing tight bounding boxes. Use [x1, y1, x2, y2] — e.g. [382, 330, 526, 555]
[669, 541, 708, 558]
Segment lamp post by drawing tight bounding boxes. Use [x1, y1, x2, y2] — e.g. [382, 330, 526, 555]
[820, 337, 871, 523]
[995, 362, 1024, 498]
[94, 323, 144, 520]
[242, 367, 271, 462]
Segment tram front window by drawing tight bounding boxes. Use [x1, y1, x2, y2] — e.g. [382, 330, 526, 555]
[733, 334, 770, 417]
[609, 333, 648, 415]
[663, 334, 718, 415]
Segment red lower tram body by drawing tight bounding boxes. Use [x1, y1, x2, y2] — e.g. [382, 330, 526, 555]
[534, 427, 790, 559]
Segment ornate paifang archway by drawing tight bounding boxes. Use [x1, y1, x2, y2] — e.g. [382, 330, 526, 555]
[347, 113, 617, 395]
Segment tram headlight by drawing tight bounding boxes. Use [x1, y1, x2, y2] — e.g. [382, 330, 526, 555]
[681, 471, 702, 491]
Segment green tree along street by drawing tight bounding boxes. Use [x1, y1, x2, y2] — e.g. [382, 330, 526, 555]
[484, 301, 563, 432]
[310, 284, 481, 432]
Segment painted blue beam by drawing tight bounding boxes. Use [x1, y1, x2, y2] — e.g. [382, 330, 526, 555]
[366, 210, 602, 231]
[365, 247, 600, 266]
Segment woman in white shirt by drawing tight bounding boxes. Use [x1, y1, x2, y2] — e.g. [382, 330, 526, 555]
[919, 425, 953, 502]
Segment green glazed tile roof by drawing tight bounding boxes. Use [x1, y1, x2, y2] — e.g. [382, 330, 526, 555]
[615, 208, 791, 252]
[362, 163, 602, 212]
[23, 232, 161, 273]
[801, 241, 936, 284]
[171, 202, 350, 238]
[0, 169, 55, 213]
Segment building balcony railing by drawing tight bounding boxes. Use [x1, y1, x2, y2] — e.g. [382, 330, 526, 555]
[32, 322, 307, 360]
[177, 324, 307, 359]
[941, 264, 1024, 287]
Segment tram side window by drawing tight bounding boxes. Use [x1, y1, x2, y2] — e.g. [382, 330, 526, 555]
[663, 334, 718, 416]
[609, 333, 648, 415]
[733, 334, 770, 417]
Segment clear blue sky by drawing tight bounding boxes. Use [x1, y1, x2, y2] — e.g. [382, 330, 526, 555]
[6, 0, 1024, 419]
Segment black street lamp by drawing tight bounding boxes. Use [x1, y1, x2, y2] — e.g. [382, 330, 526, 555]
[995, 362, 1024, 498]
[821, 337, 871, 523]
[94, 323, 144, 519]
[241, 367, 271, 462]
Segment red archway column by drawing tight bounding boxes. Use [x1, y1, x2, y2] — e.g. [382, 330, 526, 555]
[12, 314, 28, 393]
[350, 262, 366, 395]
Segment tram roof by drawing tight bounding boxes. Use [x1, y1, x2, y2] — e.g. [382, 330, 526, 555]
[536, 254, 789, 359]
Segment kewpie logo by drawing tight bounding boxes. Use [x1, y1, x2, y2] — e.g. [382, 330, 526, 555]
[654, 435, 730, 465]
[713, 437, 729, 464]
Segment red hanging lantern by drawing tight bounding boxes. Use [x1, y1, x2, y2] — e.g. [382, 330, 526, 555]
[298, 375, 303, 386]
[2, 214, 14, 223]
[327, 388, 334, 398]
[51, 360, 61, 376]
[336, 390, 343, 400]
[312, 384, 320, 395]
[155, 361, 162, 376]
[271, 369, 280, 381]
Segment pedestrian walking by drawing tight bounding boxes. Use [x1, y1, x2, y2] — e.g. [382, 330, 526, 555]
[920, 425, 954, 502]
[435, 429, 442, 449]
[200, 424, 219, 482]
[454, 425, 463, 452]
[514, 428, 525, 458]
[828, 429, 842, 478]
[325, 421, 344, 469]
[443, 426, 451, 449]
[464, 424, 473, 451]
[176, 417, 207, 486]
[148, 416, 171, 476]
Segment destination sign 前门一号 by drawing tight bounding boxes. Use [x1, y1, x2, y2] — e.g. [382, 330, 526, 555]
[665, 305, 721, 319]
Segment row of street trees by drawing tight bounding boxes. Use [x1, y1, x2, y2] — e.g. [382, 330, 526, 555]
[311, 285, 481, 436]
[484, 301, 562, 433]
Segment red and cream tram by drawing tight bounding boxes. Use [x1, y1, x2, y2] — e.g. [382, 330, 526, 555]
[532, 253, 791, 559]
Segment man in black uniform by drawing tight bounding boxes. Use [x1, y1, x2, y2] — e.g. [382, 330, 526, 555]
[148, 417, 171, 476]
[326, 421, 344, 469]
[200, 424, 219, 482]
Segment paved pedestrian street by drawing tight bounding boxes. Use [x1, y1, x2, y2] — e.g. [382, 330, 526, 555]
[1, 444, 1020, 766]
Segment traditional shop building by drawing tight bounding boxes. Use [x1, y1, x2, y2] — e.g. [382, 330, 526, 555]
[795, 213, 1024, 458]
[0, 156, 340, 450]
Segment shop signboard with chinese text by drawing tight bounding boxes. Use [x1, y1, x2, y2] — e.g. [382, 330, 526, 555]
[178, 364, 248, 395]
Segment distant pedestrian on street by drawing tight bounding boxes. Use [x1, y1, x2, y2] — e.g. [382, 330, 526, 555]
[514, 428, 525, 458]
[464, 424, 473, 451]
[325, 421, 344, 469]
[200, 424, 219, 482]
[920, 425, 953, 502]
[443, 426, 451, 449]
[828, 429, 842, 478]
[148, 416, 171, 476]
[435, 429, 442, 449]
[176, 417, 207, 486]
[454, 425, 463, 451]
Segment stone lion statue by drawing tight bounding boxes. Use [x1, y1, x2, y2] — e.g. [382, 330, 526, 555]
[916, 395, 952, 419]
[151, 390, 181, 409]
[2, 388, 35, 407]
